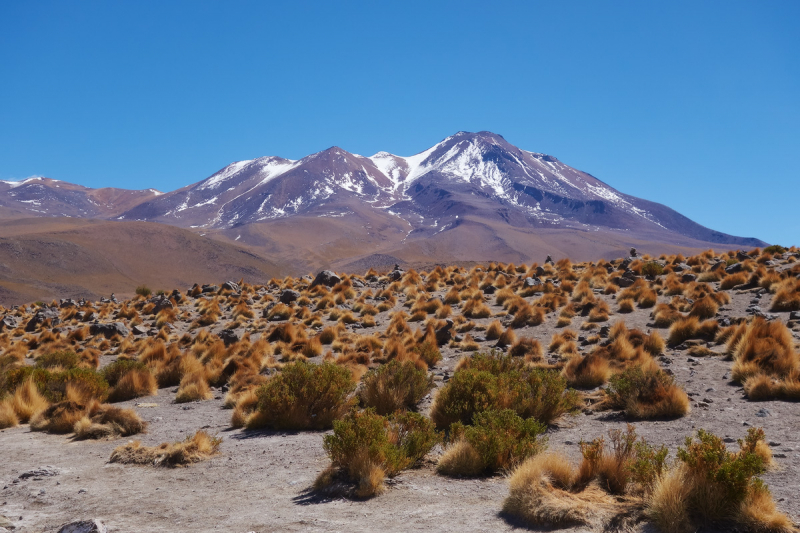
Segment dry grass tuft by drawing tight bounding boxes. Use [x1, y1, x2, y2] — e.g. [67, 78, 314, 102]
[110, 430, 221, 467]
[11, 379, 49, 423]
[436, 440, 484, 477]
[108, 368, 157, 403]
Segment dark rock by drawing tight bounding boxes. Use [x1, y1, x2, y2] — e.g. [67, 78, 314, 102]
[221, 281, 240, 292]
[629, 247, 638, 258]
[737, 251, 750, 261]
[435, 319, 454, 346]
[131, 325, 147, 335]
[201, 284, 219, 294]
[310, 270, 342, 288]
[89, 322, 130, 339]
[218, 329, 239, 347]
[351, 278, 366, 288]
[523, 277, 541, 288]
[671, 263, 688, 272]
[57, 519, 107, 533]
[0, 315, 18, 331]
[60, 299, 77, 308]
[279, 289, 301, 305]
[725, 262, 744, 274]
[755, 408, 771, 418]
[790, 311, 800, 321]
[388, 269, 404, 282]
[483, 285, 497, 295]
[148, 295, 174, 314]
[25, 307, 61, 332]
[681, 273, 697, 283]
[599, 325, 611, 337]
[170, 289, 183, 303]
[535, 266, 546, 277]
[19, 466, 60, 479]
[544, 255, 554, 265]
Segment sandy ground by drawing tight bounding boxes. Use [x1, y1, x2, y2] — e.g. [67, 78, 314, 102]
[2, 282, 799, 532]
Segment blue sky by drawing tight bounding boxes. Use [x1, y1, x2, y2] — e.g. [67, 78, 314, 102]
[1, 1, 797, 245]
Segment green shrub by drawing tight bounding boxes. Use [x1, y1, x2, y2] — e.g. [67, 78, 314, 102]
[605, 366, 690, 419]
[102, 359, 148, 387]
[2, 366, 108, 402]
[321, 409, 440, 497]
[763, 245, 786, 255]
[641, 262, 664, 278]
[249, 361, 356, 430]
[677, 428, 767, 509]
[431, 352, 579, 430]
[449, 409, 546, 474]
[135, 285, 152, 297]
[359, 360, 434, 415]
[35, 351, 80, 370]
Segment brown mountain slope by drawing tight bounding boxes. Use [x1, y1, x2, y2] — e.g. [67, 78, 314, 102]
[0, 219, 284, 305]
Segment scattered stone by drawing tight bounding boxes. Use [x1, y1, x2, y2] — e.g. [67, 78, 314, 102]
[201, 284, 218, 294]
[57, 520, 107, 533]
[221, 281, 240, 293]
[482, 285, 497, 295]
[434, 319, 454, 346]
[89, 322, 130, 339]
[681, 273, 697, 283]
[148, 295, 174, 314]
[24, 307, 61, 332]
[310, 270, 342, 288]
[725, 262, 744, 274]
[0, 315, 18, 331]
[279, 289, 301, 305]
[19, 466, 60, 479]
[131, 325, 147, 335]
[755, 408, 771, 418]
[218, 329, 239, 347]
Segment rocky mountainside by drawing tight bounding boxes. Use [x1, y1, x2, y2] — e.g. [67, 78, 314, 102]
[115, 131, 763, 248]
[0, 177, 161, 219]
[0, 133, 767, 293]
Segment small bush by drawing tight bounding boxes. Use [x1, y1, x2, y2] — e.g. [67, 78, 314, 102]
[247, 361, 356, 430]
[35, 351, 80, 370]
[135, 285, 152, 297]
[102, 359, 148, 387]
[320, 409, 439, 498]
[359, 360, 434, 415]
[605, 367, 690, 419]
[431, 352, 579, 429]
[641, 262, 664, 278]
[3, 366, 109, 403]
[441, 409, 546, 476]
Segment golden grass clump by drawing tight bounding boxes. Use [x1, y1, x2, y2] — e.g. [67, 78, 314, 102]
[617, 298, 635, 313]
[436, 439, 483, 477]
[73, 404, 146, 439]
[175, 372, 212, 403]
[0, 397, 20, 429]
[110, 430, 221, 467]
[10, 379, 50, 423]
[108, 368, 157, 403]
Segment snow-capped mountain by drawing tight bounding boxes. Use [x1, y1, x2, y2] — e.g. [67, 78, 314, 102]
[116, 131, 762, 247]
[0, 177, 162, 219]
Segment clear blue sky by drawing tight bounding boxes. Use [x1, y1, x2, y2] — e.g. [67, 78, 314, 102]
[1, 1, 797, 245]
